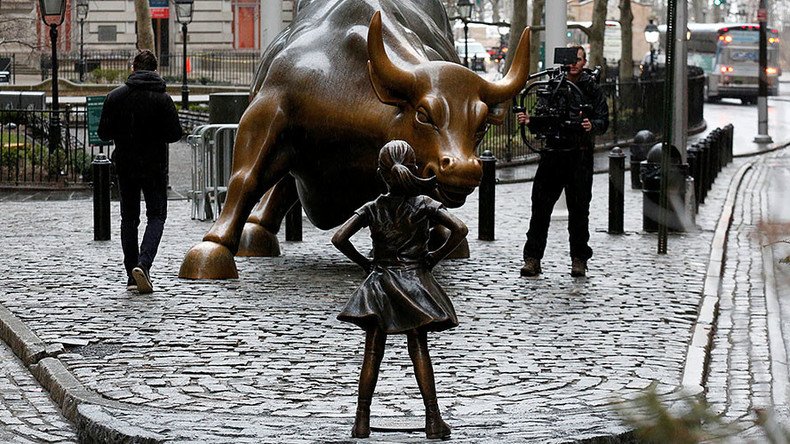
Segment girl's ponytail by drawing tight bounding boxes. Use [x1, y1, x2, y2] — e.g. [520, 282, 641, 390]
[378, 140, 436, 196]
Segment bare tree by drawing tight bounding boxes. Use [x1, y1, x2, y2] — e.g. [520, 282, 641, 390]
[490, 0, 500, 22]
[504, 0, 530, 73]
[691, 0, 705, 22]
[0, 15, 37, 51]
[133, 0, 155, 51]
[619, 0, 634, 80]
[588, 0, 607, 70]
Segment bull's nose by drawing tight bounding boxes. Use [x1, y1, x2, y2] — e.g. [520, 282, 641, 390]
[439, 156, 481, 174]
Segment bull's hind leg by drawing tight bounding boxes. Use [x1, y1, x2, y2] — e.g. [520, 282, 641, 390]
[179, 92, 291, 279]
[237, 175, 299, 257]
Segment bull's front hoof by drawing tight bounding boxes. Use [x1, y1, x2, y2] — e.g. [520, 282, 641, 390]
[237, 223, 281, 257]
[179, 241, 239, 279]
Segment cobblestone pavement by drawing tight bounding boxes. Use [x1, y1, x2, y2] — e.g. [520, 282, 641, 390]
[706, 148, 790, 441]
[0, 338, 77, 442]
[0, 147, 743, 442]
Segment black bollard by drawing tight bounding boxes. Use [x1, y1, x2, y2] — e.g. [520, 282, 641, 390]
[478, 150, 496, 241]
[699, 137, 711, 199]
[608, 147, 625, 234]
[687, 144, 701, 212]
[92, 153, 112, 241]
[285, 201, 302, 242]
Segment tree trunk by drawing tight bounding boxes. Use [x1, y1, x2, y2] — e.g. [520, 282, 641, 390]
[588, 0, 607, 71]
[691, 0, 704, 23]
[505, 0, 531, 73]
[524, 0, 542, 74]
[134, 0, 155, 51]
[491, 0, 501, 23]
[619, 0, 634, 80]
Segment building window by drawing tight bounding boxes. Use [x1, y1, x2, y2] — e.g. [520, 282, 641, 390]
[98, 25, 118, 42]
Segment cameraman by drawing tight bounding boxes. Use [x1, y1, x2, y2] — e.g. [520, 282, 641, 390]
[516, 46, 608, 277]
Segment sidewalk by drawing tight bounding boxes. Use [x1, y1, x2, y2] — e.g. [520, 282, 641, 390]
[0, 100, 788, 442]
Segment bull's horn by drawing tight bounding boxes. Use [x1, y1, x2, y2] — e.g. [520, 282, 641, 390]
[367, 11, 415, 98]
[480, 27, 531, 105]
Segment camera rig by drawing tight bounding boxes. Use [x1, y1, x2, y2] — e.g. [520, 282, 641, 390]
[513, 53, 601, 153]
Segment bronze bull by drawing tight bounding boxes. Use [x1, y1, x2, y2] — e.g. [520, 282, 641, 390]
[179, 1, 530, 279]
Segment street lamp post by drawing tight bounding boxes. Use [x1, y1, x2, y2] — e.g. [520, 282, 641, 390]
[644, 19, 660, 75]
[76, 0, 88, 83]
[176, 0, 194, 110]
[754, 0, 773, 143]
[457, 0, 473, 68]
[39, 0, 66, 155]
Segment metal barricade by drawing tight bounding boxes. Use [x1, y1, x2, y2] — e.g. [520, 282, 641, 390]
[189, 124, 238, 221]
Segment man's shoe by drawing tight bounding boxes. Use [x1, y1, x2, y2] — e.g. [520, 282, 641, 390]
[520, 258, 541, 277]
[571, 258, 587, 277]
[126, 276, 137, 291]
[132, 265, 154, 294]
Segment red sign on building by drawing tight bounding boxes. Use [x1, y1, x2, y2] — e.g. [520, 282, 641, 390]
[151, 7, 169, 19]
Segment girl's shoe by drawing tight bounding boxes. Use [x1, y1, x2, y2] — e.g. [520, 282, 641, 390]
[351, 400, 371, 438]
[425, 402, 451, 439]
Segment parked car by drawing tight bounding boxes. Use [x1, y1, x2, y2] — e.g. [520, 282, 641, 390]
[455, 39, 490, 72]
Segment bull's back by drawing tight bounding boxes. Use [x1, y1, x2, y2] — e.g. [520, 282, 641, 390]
[251, 0, 457, 98]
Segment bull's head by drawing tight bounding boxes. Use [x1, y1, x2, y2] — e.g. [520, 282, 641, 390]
[367, 11, 530, 207]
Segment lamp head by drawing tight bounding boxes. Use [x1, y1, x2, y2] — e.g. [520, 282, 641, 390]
[644, 20, 660, 45]
[76, 0, 88, 21]
[457, 0, 473, 20]
[175, 0, 194, 25]
[39, 0, 66, 26]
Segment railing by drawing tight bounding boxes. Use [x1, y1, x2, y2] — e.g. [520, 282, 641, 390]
[39, 50, 261, 87]
[0, 107, 111, 186]
[477, 71, 706, 163]
[179, 109, 210, 134]
[0, 106, 209, 186]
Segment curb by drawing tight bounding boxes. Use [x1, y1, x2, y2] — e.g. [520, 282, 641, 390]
[0, 304, 163, 443]
[680, 160, 754, 391]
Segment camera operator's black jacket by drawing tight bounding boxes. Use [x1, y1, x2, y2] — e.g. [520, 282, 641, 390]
[545, 71, 609, 150]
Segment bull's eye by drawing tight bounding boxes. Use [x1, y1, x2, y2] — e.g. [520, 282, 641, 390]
[415, 108, 433, 126]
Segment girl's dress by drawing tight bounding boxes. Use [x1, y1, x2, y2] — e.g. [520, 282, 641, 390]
[337, 194, 459, 334]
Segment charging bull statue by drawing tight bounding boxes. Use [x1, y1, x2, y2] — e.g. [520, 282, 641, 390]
[179, 0, 530, 279]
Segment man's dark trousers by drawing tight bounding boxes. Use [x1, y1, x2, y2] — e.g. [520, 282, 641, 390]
[118, 167, 167, 277]
[523, 149, 594, 261]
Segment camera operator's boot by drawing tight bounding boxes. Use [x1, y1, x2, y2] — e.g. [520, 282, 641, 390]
[520, 258, 541, 277]
[571, 258, 587, 277]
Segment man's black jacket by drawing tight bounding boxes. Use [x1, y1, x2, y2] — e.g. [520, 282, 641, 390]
[98, 70, 183, 174]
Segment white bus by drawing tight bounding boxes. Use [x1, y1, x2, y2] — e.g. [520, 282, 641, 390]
[662, 23, 781, 104]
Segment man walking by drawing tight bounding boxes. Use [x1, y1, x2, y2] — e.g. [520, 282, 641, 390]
[98, 50, 183, 293]
[516, 46, 608, 277]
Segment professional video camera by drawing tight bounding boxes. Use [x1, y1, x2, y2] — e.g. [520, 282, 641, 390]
[513, 47, 601, 152]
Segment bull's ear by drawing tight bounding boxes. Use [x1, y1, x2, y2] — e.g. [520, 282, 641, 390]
[486, 102, 507, 125]
[368, 62, 408, 106]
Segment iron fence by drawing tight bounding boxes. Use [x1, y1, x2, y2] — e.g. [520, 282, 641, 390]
[40, 50, 261, 87]
[477, 72, 706, 163]
[0, 107, 111, 186]
[0, 71, 705, 186]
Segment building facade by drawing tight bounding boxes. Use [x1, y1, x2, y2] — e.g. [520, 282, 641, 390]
[0, 0, 295, 66]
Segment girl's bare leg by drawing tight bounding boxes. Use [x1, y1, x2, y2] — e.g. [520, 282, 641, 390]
[407, 329, 451, 439]
[352, 328, 386, 438]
